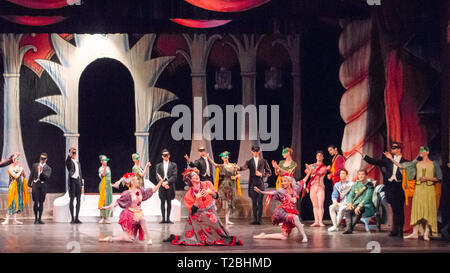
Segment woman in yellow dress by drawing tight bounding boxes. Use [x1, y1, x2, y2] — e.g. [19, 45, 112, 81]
[2, 155, 29, 225]
[131, 153, 151, 187]
[387, 146, 442, 240]
[272, 148, 297, 190]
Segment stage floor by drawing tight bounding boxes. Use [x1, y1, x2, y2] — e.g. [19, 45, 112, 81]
[0, 219, 449, 253]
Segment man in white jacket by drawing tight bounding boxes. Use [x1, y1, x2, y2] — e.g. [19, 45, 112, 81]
[328, 169, 354, 232]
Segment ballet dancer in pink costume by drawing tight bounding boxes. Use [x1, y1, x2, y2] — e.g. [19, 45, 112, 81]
[305, 151, 327, 227]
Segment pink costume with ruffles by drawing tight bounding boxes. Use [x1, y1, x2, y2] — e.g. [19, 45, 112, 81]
[117, 187, 154, 241]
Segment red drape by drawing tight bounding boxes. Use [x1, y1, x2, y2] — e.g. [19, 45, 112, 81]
[384, 51, 403, 148]
[6, 0, 69, 9]
[184, 0, 270, 12]
[1, 15, 67, 26]
[170, 19, 232, 28]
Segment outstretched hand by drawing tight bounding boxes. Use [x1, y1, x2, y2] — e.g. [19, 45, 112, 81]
[383, 152, 393, 160]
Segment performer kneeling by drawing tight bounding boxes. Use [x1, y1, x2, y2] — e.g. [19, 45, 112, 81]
[99, 172, 163, 244]
[166, 169, 243, 246]
[253, 173, 309, 243]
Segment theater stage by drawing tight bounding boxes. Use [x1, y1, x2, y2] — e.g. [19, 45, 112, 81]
[0, 219, 448, 253]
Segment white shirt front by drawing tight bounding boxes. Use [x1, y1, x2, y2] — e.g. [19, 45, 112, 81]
[388, 155, 402, 182]
[71, 158, 80, 179]
[163, 160, 169, 180]
[253, 157, 259, 170]
[202, 156, 210, 176]
[34, 163, 46, 183]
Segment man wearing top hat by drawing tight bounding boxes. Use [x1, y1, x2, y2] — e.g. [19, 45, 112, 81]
[237, 145, 272, 225]
[184, 146, 213, 182]
[357, 142, 407, 237]
[156, 149, 178, 224]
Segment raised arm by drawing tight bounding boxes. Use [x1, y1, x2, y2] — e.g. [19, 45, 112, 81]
[8, 167, 22, 179]
[253, 186, 276, 196]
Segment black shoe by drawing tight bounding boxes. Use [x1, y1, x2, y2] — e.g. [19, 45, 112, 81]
[159, 220, 166, 224]
[38, 219, 45, 224]
[250, 221, 258, 225]
[74, 219, 82, 224]
[256, 222, 262, 225]
[167, 220, 174, 224]
[343, 230, 353, 234]
[34, 219, 38, 224]
[388, 231, 398, 237]
[70, 219, 76, 224]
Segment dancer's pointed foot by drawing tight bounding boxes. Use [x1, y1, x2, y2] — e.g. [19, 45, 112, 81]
[147, 239, 153, 245]
[301, 237, 308, 243]
[253, 232, 265, 239]
[403, 233, 418, 239]
[13, 220, 23, 225]
[98, 218, 104, 224]
[226, 221, 234, 225]
[1, 219, 9, 225]
[99, 236, 112, 242]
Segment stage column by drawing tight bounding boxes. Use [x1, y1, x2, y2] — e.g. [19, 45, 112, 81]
[135, 131, 150, 179]
[273, 34, 301, 178]
[0, 34, 35, 190]
[225, 34, 265, 182]
[178, 33, 221, 176]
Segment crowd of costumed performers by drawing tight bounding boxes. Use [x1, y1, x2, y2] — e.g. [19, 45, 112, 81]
[0, 141, 447, 245]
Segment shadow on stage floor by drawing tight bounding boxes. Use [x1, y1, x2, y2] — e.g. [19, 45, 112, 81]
[0, 219, 449, 253]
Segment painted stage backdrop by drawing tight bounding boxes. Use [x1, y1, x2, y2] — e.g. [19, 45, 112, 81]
[0, 20, 442, 223]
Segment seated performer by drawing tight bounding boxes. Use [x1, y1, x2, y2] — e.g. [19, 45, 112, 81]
[343, 169, 375, 234]
[166, 169, 243, 246]
[253, 173, 309, 242]
[99, 172, 163, 244]
[328, 169, 354, 232]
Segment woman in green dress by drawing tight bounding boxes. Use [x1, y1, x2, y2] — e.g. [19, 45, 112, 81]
[387, 146, 442, 240]
[208, 151, 241, 225]
[131, 153, 151, 188]
[2, 155, 29, 225]
[98, 155, 113, 224]
[272, 148, 297, 189]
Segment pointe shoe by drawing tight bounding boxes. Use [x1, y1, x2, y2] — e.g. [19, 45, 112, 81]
[319, 222, 325, 227]
[226, 221, 234, 225]
[311, 222, 319, 227]
[99, 236, 112, 242]
[1, 219, 9, 225]
[328, 226, 338, 232]
[98, 219, 104, 224]
[13, 220, 23, 225]
[301, 237, 308, 243]
[403, 233, 418, 239]
[104, 219, 111, 224]
[147, 239, 153, 245]
[253, 232, 265, 239]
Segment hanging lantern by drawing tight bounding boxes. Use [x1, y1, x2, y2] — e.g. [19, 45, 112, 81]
[214, 67, 232, 90]
[264, 67, 282, 89]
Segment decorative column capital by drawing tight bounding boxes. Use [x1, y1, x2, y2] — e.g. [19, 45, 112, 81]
[135, 132, 149, 136]
[3, 73, 20, 78]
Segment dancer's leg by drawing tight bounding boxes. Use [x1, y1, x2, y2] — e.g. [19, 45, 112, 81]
[253, 232, 287, 240]
[294, 215, 308, 242]
[139, 218, 152, 244]
[310, 185, 319, 226]
[404, 224, 419, 239]
[317, 186, 325, 226]
[329, 204, 338, 230]
[166, 199, 172, 222]
[225, 210, 234, 225]
[160, 200, 166, 223]
[13, 214, 22, 225]
[1, 213, 9, 225]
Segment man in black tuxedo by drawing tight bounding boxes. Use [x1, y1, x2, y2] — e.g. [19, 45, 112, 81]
[155, 149, 178, 224]
[238, 145, 272, 225]
[28, 153, 52, 224]
[358, 142, 406, 237]
[65, 147, 84, 224]
[184, 146, 213, 182]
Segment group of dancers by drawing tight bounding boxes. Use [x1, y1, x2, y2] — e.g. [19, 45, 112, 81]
[0, 141, 445, 245]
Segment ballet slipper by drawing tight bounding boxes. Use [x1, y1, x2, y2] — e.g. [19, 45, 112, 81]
[104, 219, 111, 224]
[226, 221, 234, 225]
[1, 217, 9, 225]
[98, 219, 104, 224]
[319, 222, 325, 227]
[147, 239, 153, 245]
[301, 237, 308, 243]
[99, 236, 112, 242]
[13, 220, 23, 225]
[403, 233, 418, 239]
[311, 222, 319, 227]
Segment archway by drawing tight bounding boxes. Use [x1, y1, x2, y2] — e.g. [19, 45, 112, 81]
[79, 58, 135, 193]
